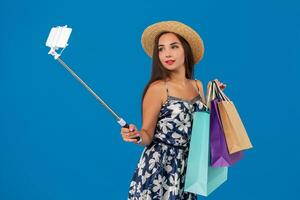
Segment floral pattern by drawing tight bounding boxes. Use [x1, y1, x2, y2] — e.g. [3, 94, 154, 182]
[128, 91, 206, 200]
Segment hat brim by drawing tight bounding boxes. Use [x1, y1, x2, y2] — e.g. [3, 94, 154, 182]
[141, 21, 204, 64]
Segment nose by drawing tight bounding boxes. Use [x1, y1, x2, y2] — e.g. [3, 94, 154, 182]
[164, 48, 172, 58]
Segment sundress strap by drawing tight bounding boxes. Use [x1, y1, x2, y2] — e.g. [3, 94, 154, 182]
[194, 79, 201, 96]
[164, 80, 169, 97]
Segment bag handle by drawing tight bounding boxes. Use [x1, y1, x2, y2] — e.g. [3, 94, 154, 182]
[212, 80, 231, 102]
[206, 81, 212, 106]
[211, 81, 223, 101]
[206, 81, 217, 108]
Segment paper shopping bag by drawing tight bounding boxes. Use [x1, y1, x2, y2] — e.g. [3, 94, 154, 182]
[214, 81, 253, 154]
[210, 98, 244, 166]
[184, 110, 228, 196]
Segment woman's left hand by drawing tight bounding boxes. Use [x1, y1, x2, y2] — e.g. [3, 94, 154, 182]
[214, 79, 227, 90]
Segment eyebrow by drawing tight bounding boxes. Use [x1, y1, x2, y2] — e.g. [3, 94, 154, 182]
[158, 42, 180, 47]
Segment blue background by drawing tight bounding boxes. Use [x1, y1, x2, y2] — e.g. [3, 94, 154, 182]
[1, 0, 299, 199]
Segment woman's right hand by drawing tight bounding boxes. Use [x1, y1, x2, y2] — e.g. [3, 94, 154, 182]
[120, 124, 140, 143]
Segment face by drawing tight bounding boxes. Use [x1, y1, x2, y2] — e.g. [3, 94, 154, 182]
[158, 32, 185, 71]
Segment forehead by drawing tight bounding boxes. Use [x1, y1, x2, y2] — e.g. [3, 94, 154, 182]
[158, 32, 181, 44]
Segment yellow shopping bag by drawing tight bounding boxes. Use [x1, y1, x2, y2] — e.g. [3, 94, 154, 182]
[214, 81, 253, 154]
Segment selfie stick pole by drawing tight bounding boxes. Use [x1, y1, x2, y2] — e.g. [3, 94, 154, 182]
[46, 26, 141, 143]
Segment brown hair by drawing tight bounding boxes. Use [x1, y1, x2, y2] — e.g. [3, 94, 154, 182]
[141, 32, 195, 114]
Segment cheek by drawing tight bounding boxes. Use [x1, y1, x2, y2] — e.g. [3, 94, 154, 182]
[158, 52, 164, 62]
[176, 51, 185, 63]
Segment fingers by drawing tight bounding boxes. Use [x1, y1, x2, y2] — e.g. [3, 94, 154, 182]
[120, 124, 139, 143]
[129, 124, 136, 132]
[122, 132, 139, 143]
[213, 79, 227, 90]
[123, 138, 138, 143]
[120, 130, 136, 142]
[121, 124, 136, 133]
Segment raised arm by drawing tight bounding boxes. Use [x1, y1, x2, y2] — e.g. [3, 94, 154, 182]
[138, 81, 165, 146]
[120, 81, 165, 146]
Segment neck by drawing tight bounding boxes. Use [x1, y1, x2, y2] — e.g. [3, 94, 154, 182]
[167, 66, 189, 86]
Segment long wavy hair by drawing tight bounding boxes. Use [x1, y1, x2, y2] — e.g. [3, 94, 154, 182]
[141, 32, 195, 114]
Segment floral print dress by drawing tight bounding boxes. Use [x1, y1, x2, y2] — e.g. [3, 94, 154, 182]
[128, 80, 207, 200]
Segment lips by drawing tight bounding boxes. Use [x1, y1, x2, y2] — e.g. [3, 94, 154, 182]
[165, 60, 175, 65]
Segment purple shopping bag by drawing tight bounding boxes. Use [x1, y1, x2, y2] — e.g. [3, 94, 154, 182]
[210, 99, 243, 167]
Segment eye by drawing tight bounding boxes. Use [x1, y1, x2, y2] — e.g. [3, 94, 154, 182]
[158, 47, 164, 52]
[171, 45, 179, 49]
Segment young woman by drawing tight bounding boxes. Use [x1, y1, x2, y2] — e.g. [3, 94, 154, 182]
[121, 21, 226, 200]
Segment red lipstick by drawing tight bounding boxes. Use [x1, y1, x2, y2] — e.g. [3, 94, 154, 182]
[165, 60, 175, 65]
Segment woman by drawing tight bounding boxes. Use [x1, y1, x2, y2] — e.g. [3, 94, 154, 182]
[121, 21, 226, 200]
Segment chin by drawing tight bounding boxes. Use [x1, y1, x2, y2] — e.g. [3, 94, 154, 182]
[163, 64, 180, 71]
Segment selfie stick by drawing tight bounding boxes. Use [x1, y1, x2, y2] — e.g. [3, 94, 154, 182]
[45, 25, 141, 143]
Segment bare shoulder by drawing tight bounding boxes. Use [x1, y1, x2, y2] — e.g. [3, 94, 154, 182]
[144, 80, 166, 104]
[147, 80, 166, 94]
[149, 80, 165, 89]
[189, 79, 203, 90]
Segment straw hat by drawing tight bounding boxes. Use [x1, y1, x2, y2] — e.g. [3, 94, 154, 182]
[141, 20, 204, 64]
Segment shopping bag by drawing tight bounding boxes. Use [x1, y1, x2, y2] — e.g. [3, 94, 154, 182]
[207, 81, 243, 166]
[214, 81, 253, 154]
[210, 98, 244, 166]
[184, 109, 228, 196]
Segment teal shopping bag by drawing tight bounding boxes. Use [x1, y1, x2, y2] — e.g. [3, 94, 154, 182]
[184, 110, 228, 196]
